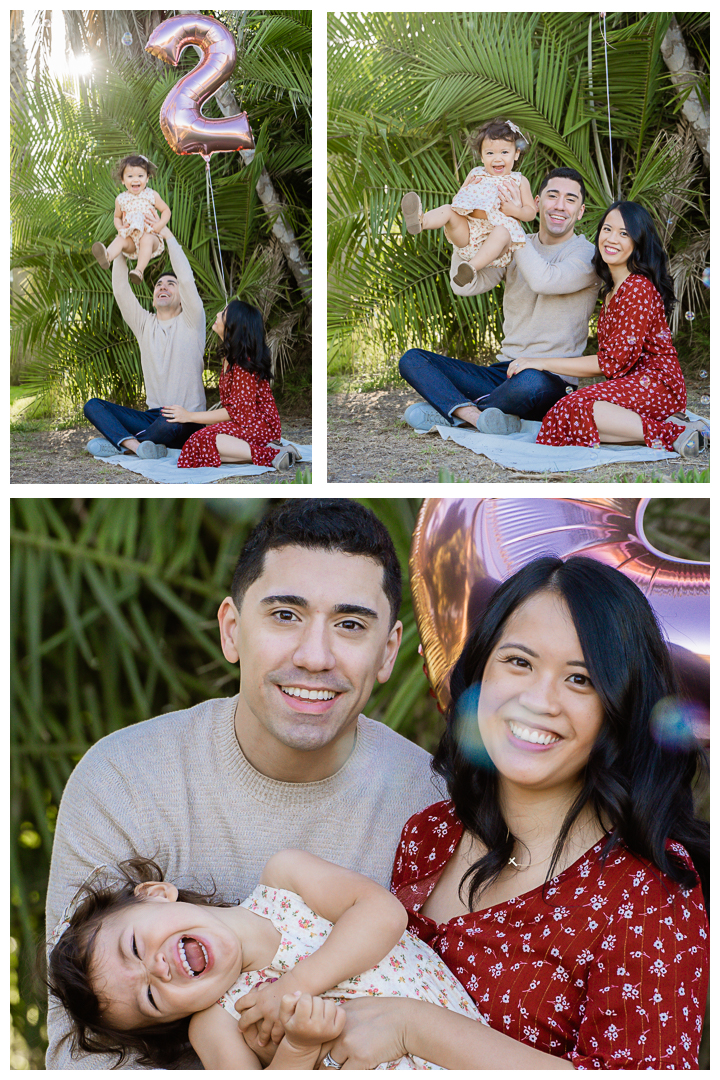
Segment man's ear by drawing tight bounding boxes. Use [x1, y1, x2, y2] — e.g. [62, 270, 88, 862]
[376, 621, 403, 685]
[134, 881, 179, 902]
[218, 596, 240, 663]
[577, 203, 585, 221]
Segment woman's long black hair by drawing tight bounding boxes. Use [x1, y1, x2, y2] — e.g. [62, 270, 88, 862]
[433, 556, 709, 912]
[220, 299, 273, 381]
[592, 201, 677, 321]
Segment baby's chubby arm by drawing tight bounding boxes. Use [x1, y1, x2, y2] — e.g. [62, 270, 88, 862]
[150, 190, 172, 234]
[113, 196, 124, 233]
[189, 1001, 263, 1069]
[235, 850, 408, 1048]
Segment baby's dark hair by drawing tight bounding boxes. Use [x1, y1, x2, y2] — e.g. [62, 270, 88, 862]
[112, 154, 157, 186]
[46, 857, 233, 1069]
[470, 118, 529, 159]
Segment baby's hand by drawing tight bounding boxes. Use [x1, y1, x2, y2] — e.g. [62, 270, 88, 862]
[280, 992, 346, 1052]
[235, 977, 295, 1047]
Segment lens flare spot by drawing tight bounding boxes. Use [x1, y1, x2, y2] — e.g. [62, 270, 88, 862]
[649, 697, 701, 751]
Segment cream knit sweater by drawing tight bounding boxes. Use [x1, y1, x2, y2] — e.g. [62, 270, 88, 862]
[46, 696, 443, 1069]
[112, 235, 207, 411]
[451, 231, 601, 385]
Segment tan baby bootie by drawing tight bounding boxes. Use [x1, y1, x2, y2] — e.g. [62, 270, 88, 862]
[453, 262, 477, 287]
[401, 192, 424, 234]
[92, 242, 110, 269]
[129, 268, 144, 285]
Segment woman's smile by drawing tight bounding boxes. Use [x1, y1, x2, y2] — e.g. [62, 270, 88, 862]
[506, 719, 561, 748]
[477, 590, 604, 794]
[599, 207, 634, 269]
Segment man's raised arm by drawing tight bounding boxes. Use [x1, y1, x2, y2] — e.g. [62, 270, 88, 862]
[45, 747, 150, 1070]
[512, 242, 600, 296]
[163, 231, 206, 332]
[111, 255, 150, 338]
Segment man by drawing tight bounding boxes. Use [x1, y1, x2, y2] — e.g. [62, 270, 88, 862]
[46, 499, 442, 1069]
[83, 226, 206, 460]
[400, 168, 601, 435]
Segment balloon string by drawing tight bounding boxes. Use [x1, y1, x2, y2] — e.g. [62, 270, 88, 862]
[599, 13, 614, 193]
[204, 157, 229, 303]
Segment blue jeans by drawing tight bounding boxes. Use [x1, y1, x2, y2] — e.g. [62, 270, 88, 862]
[83, 399, 202, 451]
[398, 349, 568, 422]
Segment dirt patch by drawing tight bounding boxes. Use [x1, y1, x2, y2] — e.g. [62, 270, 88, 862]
[11, 416, 312, 485]
[328, 382, 710, 484]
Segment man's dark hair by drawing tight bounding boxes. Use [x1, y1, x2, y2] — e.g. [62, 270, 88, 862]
[155, 273, 177, 283]
[231, 500, 403, 625]
[537, 167, 586, 205]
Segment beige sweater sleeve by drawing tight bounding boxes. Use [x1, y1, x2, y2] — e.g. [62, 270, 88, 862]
[44, 699, 441, 1070]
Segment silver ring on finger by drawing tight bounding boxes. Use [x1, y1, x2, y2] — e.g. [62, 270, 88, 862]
[323, 1052, 343, 1069]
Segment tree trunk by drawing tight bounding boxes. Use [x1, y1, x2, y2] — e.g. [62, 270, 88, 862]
[178, 11, 312, 309]
[660, 16, 709, 169]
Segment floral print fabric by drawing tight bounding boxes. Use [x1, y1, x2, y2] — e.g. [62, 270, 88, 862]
[447, 168, 527, 269]
[218, 883, 483, 1070]
[537, 274, 687, 450]
[116, 188, 165, 263]
[178, 363, 281, 468]
[392, 801, 708, 1070]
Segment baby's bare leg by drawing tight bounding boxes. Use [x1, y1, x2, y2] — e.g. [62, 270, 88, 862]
[466, 225, 512, 271]
[135, 232, 160, 274]
[105, 235, 135, 262]
[422, 205, 471, 247]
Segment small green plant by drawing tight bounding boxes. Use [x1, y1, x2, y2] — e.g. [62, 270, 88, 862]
[612, 467, 710, 483]
[674, 466, 710, 483]
[279, 467, 312, 484]
[437, 467, 468, 483]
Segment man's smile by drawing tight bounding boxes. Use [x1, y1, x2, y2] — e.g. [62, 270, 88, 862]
[280, 686, 338, 701]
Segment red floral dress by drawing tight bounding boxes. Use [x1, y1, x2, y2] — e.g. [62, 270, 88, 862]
[536, 274, 687, 451]
[178, 362, 281, 468]
[392, 802, 708, 1070]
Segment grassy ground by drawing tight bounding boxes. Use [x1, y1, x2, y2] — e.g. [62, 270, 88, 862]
[10, 386, 312, 485]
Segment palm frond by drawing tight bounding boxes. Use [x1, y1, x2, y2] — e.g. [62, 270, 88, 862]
[328, 11, 709, 371]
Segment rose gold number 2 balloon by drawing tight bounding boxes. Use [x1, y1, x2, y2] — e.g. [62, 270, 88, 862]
[410, 498, 709, 716]
[146, 13, 254, 157]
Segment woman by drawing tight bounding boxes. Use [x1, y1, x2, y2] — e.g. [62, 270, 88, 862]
[162, 300, 298, 471]
[319, 557, 709, 1069]
[506, 202, 708, 459]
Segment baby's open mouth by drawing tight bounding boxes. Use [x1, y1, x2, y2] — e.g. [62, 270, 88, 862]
[179, 936, 208, 977]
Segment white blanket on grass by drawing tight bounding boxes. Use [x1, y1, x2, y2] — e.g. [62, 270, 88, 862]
[411, 420, 696, 473]
[89, 440, 312, 484]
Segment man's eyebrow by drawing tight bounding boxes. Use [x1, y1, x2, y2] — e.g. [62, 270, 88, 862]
[333, 604, 378, 620]
[259, 596, 379, 620]
[545, 187, 578, 199]
[260, 594, 308, 608]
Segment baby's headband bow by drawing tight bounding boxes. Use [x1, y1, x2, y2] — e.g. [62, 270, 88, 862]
[48, 864, 108, 947]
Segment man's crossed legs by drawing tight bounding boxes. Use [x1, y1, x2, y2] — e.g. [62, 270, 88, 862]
[83, 399, 202, 459]
[398, 348, 568, 433]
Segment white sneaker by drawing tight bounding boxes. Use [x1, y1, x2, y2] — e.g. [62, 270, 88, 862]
[86, 438, 118, 457]
[403, 402, 462, 430]
[475, 407, 521, 435]
[136, 442, 168, 459]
